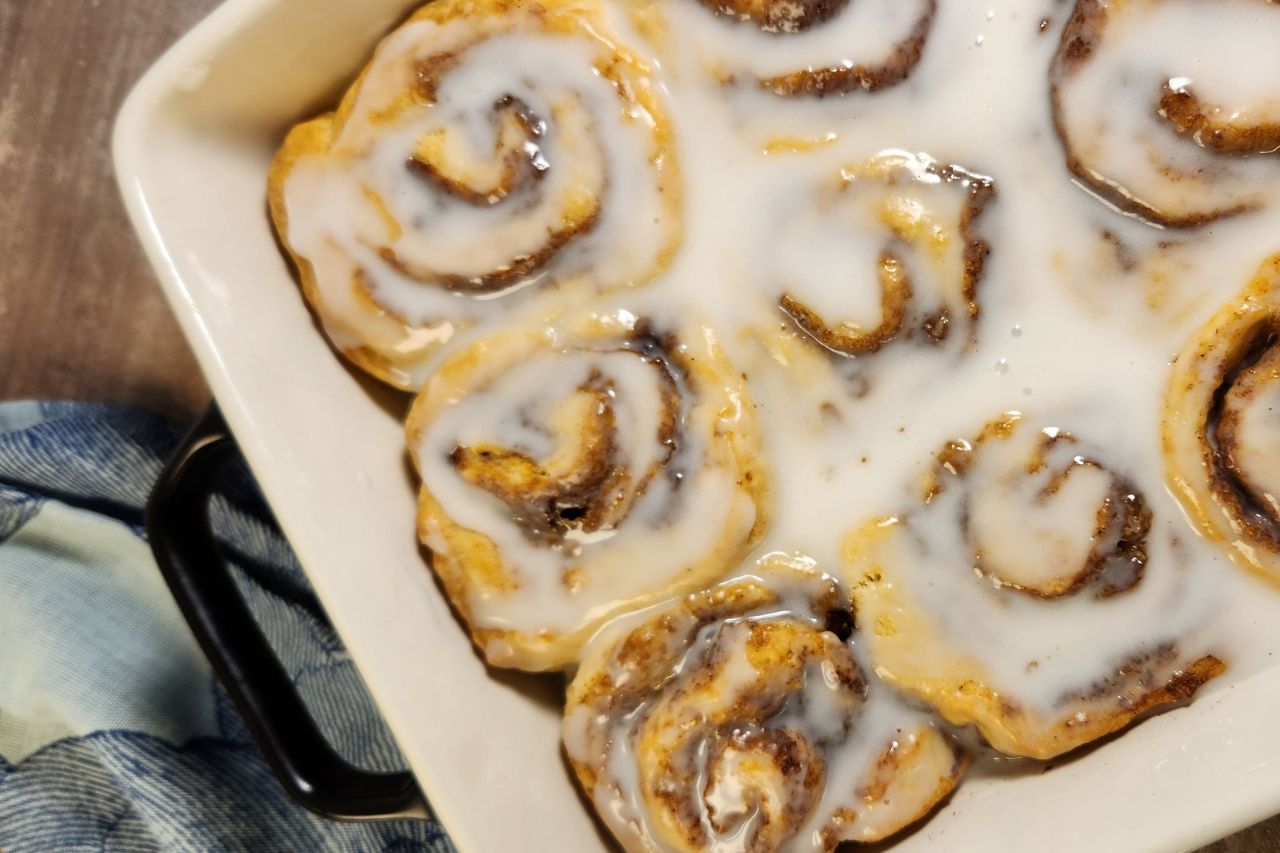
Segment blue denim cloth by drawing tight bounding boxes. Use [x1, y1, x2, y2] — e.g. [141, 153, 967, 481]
[0, 402, 455, 852]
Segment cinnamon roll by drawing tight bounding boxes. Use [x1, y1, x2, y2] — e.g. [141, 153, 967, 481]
[268, 0, 681, 390]
[633, 0, 936, 97]
[404, 311, 767, 670]
[1165, 254, 1280, 586]
[846, 413, 1225, 759]
[1050, 0, 1280, 228]
[772, 152, 994, 360]
[563, 557, 967, 852]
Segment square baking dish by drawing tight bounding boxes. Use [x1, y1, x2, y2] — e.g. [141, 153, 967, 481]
[113, 0, 1280, 849]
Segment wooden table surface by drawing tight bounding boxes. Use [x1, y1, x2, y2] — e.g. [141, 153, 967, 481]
[0, 1, 1274, 849]
[0, 0, 211, 422]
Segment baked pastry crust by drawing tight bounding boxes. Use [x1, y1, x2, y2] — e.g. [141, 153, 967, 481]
[628, 0, 938, 97]
[1050, 0, 1280, 228]
[268, 0, 681, 389]
[1165, 254, 1280, 586]
[846, 413, 1225, 760]
[405, 310, 768, 670]
[563, 558, 968, 852]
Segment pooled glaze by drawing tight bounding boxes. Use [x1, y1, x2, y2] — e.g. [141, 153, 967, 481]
[272, 0, 1280, 848]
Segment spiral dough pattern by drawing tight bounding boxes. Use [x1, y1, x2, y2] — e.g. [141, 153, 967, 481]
[268, 0, 681, 389]
[846, 413, 1225, 759]
[405, 310, 768, 670]
[563, 559, 968, 852]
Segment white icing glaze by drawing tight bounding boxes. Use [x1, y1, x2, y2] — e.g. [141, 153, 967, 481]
[851, 414, 1220, 717]
[280, 0, 1280, 845]
[563, 562, 964, 852]
[642, 0, 935, 88]
[1051, 0, 1280, 226]
[583, 0, 1280, 694]
[548, 0, 1280, 840]
[406, 310, 765, 667]
[279, 3, 678, 387]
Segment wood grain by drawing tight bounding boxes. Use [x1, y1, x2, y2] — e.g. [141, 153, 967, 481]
[0, 0, 217, 422]
[0, 0, 1276, 848]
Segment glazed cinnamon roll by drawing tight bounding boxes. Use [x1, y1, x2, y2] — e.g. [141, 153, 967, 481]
[633, 0, 936, 96]
[404, 311, 767, 670]
[1050, 0, 1280, 228]
[1165, 254, 1280, 586]
[563, 557, 967, 853]
[773, 152, 994, 360]
[846, 414, 1225, 759]
[268, 0, 681, 390]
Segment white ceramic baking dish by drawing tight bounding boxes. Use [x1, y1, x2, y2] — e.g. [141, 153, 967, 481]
[113, 0, 1280, 849]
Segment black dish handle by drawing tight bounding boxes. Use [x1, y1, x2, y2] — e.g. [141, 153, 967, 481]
[145, 406, 428, 821]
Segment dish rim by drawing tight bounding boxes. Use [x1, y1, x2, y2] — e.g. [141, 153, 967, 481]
[112, 1, 1280, 850]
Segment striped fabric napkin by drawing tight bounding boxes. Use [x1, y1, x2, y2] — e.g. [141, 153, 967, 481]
[0, 402, 454, 852]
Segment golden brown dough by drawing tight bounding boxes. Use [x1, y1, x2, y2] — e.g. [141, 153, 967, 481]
[563, 557, 968, 852]
[268, 0, 681, 389]
[1050, 0, 1280, 228]
[1165, 254, 1280, 586]
[405, 310, 768, 670]
[846, 413, 1225, 759]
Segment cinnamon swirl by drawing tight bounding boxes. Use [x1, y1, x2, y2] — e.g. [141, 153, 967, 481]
[268, 0, 681, 389]
[563, 557, 967, 852]
[1050, 0, 1280, 228]
[846, 413, 1225, 759]
[770, 152, 994, 361]
[631, 0, 936, 96]
[405, 310, 767, 670]
[1165, 254, 1280, 586]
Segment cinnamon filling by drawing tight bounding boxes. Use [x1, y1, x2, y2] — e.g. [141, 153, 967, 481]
[1050, 0, 1278, 228]
[405, 96, 549, 206]
[1158, 84, 1280, 156]
[759, 0, 937, 97]
[448, 336, 683, 547]
[780, 156, 993, 359]
[698, 0, 850, 34]
[930, 418, 1149, 600]
[1205, 323, 1280, 551]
